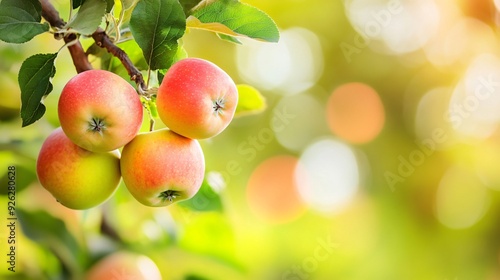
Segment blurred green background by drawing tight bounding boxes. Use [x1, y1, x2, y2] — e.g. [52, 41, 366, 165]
[2, 0, 500, 279]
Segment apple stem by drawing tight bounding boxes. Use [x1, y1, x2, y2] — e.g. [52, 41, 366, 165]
[159, 190, 179, 202]
[149, 118, 155, 132]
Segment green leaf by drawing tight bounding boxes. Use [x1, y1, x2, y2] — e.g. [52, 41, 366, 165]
[100, 39, 148, 81]
[0, 164, 37, 196]
[0, 0, 50, 43]
[185, 275, 211, 280]
[157, 69, 167, 85]
[179, 0, 204, 15]
[189, 0, 279, 43]
[148, 99, 159, 118]
[235, 84, 266, 117]
[17, 209, 87, 275]
[19, 53, 57, 127]
[121, 0, 140, 10]
[73, 0, 85, 9]
[178, 212, 237, 266]
[179, 179, 223, 212]
[86, 42, 107, 57]
[156, 45, 188, 84]
[66, 0, 107, 35]
[217, 33, 241, 44]
[118, 0, 140, 25]
[130, 0, 186, 70]
[105, 0, 114, 12]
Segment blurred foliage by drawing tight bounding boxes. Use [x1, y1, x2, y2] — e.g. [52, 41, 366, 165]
[2, 0, 500, 279]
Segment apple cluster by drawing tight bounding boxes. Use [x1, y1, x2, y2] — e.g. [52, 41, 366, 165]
[36, 58, 238, 210]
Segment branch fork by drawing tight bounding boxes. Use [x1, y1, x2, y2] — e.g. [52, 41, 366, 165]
[39, 0, 146, 92]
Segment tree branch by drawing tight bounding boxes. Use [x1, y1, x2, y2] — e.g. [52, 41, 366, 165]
[92, 30, 147, 92]
[40, 0, 93, 73]
[40, 0, 147, 92]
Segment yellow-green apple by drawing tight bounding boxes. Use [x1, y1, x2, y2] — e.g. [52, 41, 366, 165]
[0, 72, 21, 121]
[85, 251, 161, 280]
[36, 127, 121, 210]
[156, 58, 238, 139]
[120, 129, 205, 207]
[58, 69, 143, 152]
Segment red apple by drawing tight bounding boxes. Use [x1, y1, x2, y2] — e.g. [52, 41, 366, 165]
[58, 70, 143, 152]
[156, 58, 238, 139]
[120, 129, 205, 207]
[36, 128, 121, 210]
[85, 251, 161, 280]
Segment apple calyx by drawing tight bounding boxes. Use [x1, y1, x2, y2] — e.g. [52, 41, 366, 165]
[212, 98, 225, 115]
[88, 117, 107, 135]
[159, 190, 180, 202]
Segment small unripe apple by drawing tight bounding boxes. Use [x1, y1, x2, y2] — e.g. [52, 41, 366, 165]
[36, 127, 121, 210]
[0, 72, 21, 121]
[58, 69, 143, 152]
[120, 129, 205, 207]
[85, 251, 161, 280]
[156, 58, 238, 139]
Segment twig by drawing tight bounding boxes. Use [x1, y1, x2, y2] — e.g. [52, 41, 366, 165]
[100, 209, 123, 243]
[92, 30, 147, 92]
[40, 0, 146, 92]
[40, 0, 92, 73]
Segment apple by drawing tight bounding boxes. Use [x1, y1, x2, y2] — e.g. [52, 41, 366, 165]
[85, 251, 161, 280]
[36, 127, 121, 210]
[156, 58, 238, 139]
[0, 72, 21, 121]
[58, 69, 143, 152]
[120, 128, 205, 207]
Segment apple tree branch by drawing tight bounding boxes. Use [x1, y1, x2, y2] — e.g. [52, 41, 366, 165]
[40, 0, 92, 73]
[39, 0, 146, 92]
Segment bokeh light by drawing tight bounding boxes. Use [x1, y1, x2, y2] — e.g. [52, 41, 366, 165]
[137, 256, 163, 280]
[246, 155, 307, 223]
[424, 16, 499, 67]
[236, 27, 323, 95]
[414, 87, 455, 150]
[435, 164, 490, 229]
[345, 0, 439, 54]
[448, 53, 500, 140]
[272, 91, 330, 152]
[206, 171, 226, 193]
[326, 82, 385, 144]
[295, 138, 359, 214]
